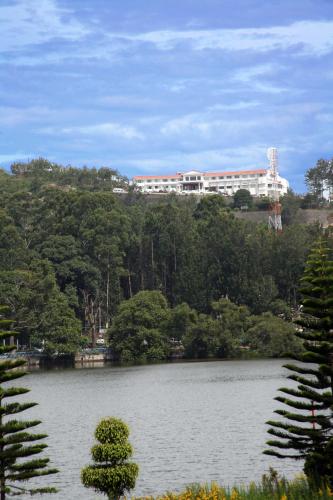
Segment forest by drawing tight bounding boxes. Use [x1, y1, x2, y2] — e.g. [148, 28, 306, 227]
[0, 158, 327, 361]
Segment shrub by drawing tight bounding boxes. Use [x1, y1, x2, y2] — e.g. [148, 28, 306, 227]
[81, 417, 139, 499]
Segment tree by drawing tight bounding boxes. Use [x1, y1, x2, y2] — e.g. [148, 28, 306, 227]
[0, 306, 58, 498]
[233, 189, 253, 209]
[245, 312, 302, 357]
[182, 313, 235, 359]
[109, 291, 170, 362]
[164, 302, 198, 341]
[31, 293, 83, 355]
[264, 238, 333, 487]
[81, 417, 138, 499]
[280, 190, 301, 226]
[305, 159, 331, 203]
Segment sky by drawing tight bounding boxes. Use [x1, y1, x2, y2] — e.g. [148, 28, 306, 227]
[1, 0, 333, 191]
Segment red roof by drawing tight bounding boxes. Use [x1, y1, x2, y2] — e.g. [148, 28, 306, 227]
[133, 174, 181, 180]
[205, 169, 267, 176]
[133, 168, 267, 180]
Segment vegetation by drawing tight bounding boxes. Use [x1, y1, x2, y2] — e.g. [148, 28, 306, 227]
[233, 189, 253, 209]
[134, 470, 333, 499]
[0, 306, 58, 498]
[109, 291, 170, 362]
[81, 417, 138, 499]
[305, 158, 333, 204]
[265, 238, 333, 487]
[0, 158, 322, 356]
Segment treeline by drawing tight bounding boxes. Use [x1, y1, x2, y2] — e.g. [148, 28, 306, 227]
[109, 291, 303, 362]
[0, 158, 322, 356]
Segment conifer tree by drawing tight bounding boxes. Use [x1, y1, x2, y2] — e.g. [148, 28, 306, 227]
[81, 417, 139, 499]
[0, 305, 58, 498]
[264, 238, 333, 486]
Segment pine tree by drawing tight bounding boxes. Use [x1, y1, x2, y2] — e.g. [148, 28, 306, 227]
[81, 417, 139, 499]
[0, 305, 58, 498]
[264, 238, 333, 487]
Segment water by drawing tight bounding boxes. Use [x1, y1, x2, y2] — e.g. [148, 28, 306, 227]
[15, 359, 301, 499]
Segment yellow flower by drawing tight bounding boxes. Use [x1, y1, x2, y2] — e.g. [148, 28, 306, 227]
[280, 495, 287, 500]
[230, 489, 239, 500]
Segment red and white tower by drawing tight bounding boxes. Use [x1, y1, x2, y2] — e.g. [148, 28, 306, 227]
[267, 147, 282, 232]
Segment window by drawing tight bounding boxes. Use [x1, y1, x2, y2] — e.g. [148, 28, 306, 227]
[211, 176, 216, 180]
[242, 175, 248, 178]
[163, 179, 168, 182]
[234, 175, 239, 178]
[219, 176, 223, 179]
[197, 176, 201, 180]
[185, 176, 189, 181]
[227, 176, 232, 179]
[147, 179, 152, 183]
[268, 184, 272, 188]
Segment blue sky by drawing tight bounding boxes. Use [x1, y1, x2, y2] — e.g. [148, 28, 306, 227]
[1, 0, 333, 191]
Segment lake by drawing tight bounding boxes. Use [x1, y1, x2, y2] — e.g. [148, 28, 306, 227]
[16, 359, 301, 499]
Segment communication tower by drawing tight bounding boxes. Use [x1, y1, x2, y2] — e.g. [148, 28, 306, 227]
[267, 147, 282, 232]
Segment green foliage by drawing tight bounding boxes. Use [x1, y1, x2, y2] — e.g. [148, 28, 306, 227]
[193, 195, 226, 219]
[31, 293, 82, 355]
[280, 189, 302, 225]
[81, 417, 138, 499]
[233, 189, 253, 209]
[245, 312, 302, 357]
[134, 469, 333, 499]
[0, 261, 82, 355]
[0, 306, 58, 497]
[164, 303, 198, 341]
[0, 157, 322, 354]
[305, 158, 333, 203]
[265, 238, 333, 487]
[255, 196, 271, 211]
[109, 291, 170, 362]
[182, 312, 238, 359]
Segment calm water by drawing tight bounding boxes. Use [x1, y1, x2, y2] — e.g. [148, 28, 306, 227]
[16, 359, 301, 499]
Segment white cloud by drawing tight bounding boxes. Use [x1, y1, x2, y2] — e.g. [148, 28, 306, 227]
[161, 111, 258, 137]
[41, 122, 144, 140]
[124, 145, 272, 173]
[0, 0, 89, 53]
[98, 95, 158, 108]
[110, 20, 333, 56]
[0, 106, 58, 126]
[207, 101, 260, 111]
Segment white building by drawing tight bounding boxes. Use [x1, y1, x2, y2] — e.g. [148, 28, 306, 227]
[133, 167, 289, 198]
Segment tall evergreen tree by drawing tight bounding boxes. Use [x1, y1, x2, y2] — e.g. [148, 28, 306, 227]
[264, 238, 333, 486]
[0, 306, 58, 498]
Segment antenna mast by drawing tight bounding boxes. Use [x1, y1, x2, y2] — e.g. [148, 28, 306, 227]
[267, 147, 282, 232]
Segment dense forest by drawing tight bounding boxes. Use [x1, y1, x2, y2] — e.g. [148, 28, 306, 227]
[0, 158, 327, 361]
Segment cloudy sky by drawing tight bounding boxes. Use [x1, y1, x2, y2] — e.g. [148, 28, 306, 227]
[1, 0, 333, 191]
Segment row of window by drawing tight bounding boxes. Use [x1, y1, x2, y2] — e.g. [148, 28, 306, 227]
[136, 173, 265, 184]
[141, 182, 284, 191]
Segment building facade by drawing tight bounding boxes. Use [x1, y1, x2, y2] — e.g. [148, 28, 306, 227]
[132, 168, 289, 198]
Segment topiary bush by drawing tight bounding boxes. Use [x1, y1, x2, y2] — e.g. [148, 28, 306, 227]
[81, 417, 139, 499]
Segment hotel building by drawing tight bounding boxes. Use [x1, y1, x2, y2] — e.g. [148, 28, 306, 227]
[132, 168, 289, 198]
